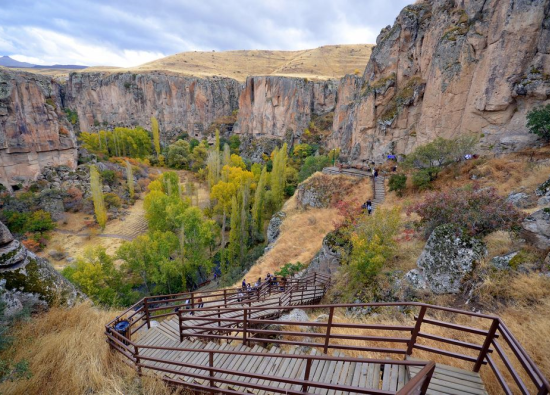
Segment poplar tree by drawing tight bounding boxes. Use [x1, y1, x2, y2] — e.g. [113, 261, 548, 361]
[90, 165, 107, 229]
[126, 160, 134, 199]
[151, 116, 161, 157]
[270, 143, 288, 210]
[240, 181, 250, 261]
[222, 144, 231, 167]
[252, 166, 267, 233]
[226, 195, 240, 275]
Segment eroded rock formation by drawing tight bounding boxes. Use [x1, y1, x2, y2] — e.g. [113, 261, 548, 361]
[0, 221, 84, 317]
[234, 76, 338, 145]
[66, 72, 241, 141]
[330, 0, 550, 163]
[0, 69, 77, 189]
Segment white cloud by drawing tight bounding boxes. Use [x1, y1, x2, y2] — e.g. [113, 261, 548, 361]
[2, 27, 165, 67]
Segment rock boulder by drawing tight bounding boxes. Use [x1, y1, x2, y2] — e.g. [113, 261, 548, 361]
[406, 224, 487, 294]
[522, 209, 550, 250]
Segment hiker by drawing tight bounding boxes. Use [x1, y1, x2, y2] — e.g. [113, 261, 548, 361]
[374, 169, 379, 178]
[237, 291, 244, 303]
[280, 277, 287, 292]
[242, 278, 247, 289]
[255, 277, 262, 288]
[366, 200, 373, 215]
[197, 297, 204, 309]
[185, 299, 194, 316]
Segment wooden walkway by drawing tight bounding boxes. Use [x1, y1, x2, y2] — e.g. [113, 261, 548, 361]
[372, 176, 385, 211]
[138, 330, 411, 394]
[322, 166, 371, 178]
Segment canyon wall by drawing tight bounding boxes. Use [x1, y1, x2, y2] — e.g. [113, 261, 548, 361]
[234, 76, 338, 141]
[66, 72, 242, 142]
[330, 0, 550, 163]
[0, 69, 77, 189]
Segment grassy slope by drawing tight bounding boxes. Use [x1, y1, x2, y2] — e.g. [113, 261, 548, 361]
[81, 44, 373, 82]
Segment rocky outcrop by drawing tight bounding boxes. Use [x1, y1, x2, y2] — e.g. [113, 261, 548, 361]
[234, 76, 338, 145]
[267, 211, 286, 245]
[329, 0, 550, 163]
[66, 72, 241, 141]
[0, 69, 77, 189]
[0, 221, 84, 317]
[522, 208, 550, 249]
[405, 224, 487, 294]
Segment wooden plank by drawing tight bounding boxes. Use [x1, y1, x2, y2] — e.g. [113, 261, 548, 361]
[219, 344, 248, 389]
[372, 364, 381, 389]
[389, 364, 399, 391]
[333, 361, 352, 395]
[328, 353, 346, 395]
[249, 347, 279, 393]
[315, 352, 338, 394]
[409, 365, 484, 385]
[418, 375, 488, 395]
[351, 362, 362, 389]
[232, 345, 260, 392]
[257, 348, 284, 395]
[358, 363, 369, 388]
[273, 347, 298, 389]
[397, 364, 407, 390]
[381, 363, 391, 391]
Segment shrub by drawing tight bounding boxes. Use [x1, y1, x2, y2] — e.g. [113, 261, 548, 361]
[412, 169, 434, 190]
[298, 155, 331, 182]
[388, 174, 407, 196]
[408, 184, 525, 238]
[275, 262, 305, 278]
[104, 193, 122, 209]
[527, 104, 550, 141]
[404, 135, 478, 170]
[99, 170, 116, 185]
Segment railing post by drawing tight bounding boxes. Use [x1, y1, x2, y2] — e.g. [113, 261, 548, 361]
[191, 292, 195, 311]
[133, 344, 141, 374]
[324, 306, 334, 354]
[407, 305, 426, 355]
[144, 298, 150, 329]
[257, 288, 260, 302]
[243, 308, 248, 346]
[224, 289, 227, 308]
[209, 351, 214, 387]
[289, 290, 293, 306]
[474, 319, 499, 372]
[314, 272, 317, 284]
[178, 309, 183, 343]
[217, 306, 221, 327]
[302, 358, 312, 392]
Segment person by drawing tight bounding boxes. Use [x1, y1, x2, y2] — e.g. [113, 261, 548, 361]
[246, 283, 252, 292]
[255, 277, 262, 288]
[197, 297, 204, 309]
[237, 291, 243, 303]
[242, 278, 247, 289]
[280, 277, 287, 292]
[374, 169, 379, 178]
[185, 299, 194, 316]
[366, 200, 373, 215]
[372, 168, 376, 177]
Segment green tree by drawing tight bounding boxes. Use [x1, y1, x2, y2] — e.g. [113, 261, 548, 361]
[90, 165, 107, 229]
[252, 166, 267, 233]
[226, 195, 240, 276]
[388, 174, 407, 196]
[298, 155, 331, 182]
[222, 144, 231, 167]
[210, 181, 237, 254]
[527, 104, 550, 140]
[270, 144, 288, 210]
[166, 140, 191, 169]
[151, 116, 161, 158]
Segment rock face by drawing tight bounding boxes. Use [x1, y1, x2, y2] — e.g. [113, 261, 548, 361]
[522, 208, 550, 249]
[66, 72, 241, 142]
[406, 224, 487, 294]
[329, 0, 550, 163]
[235, 76, 338, 143]
[267, 211, 286, 245]
[0, 221, 83, 317]
[0, 69, 77, 189]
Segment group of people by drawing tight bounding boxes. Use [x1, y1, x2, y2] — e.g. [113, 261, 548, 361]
[177, 296, 204, 316]
[361, 199, 373, 215]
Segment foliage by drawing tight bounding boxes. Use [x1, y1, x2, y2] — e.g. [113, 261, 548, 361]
[206, 131, 221, 189]
[99, 170, 116, 185]
[166, 139, 191, 169]
[62, 246, 135, 306]
[80, 127, 151, 159]
[0, 300, 32, 384]
[339, 208, 401, 300]
[126, 160, 134, 199]
[412, 169, 434, 191]
[64, 108, 78, 125]
[298, 155, 331, 182]
[252, 167, 267, 233]
[2, 210, 55, 235]
[527, 104, 550, 140]
[151, 116, 161, 158]
[90, 165, 107, 229]
[388, 174, 407, 196]
[408, 184, 525, 238]
[404, 135, 478, 170]
[103, 193, 122, 209]
[228, 135, 241, 154]
[292, 143, 314, 159]
[270, 144, 288, 210]
[275, 262, 304, 278]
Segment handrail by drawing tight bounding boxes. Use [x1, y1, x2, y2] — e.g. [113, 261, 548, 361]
[106, 273, 549, 395]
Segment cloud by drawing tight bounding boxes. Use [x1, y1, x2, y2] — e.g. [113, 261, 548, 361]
[0, 0, 413, 67]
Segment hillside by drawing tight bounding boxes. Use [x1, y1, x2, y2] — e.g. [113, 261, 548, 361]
[82, 44, 373, 81]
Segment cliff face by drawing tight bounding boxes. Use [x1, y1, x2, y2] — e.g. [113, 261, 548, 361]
[234, 76, 338, 142]
[0, 69, 77, 189]
[66, 72, 242, 141]
[330, 0, 550, 163]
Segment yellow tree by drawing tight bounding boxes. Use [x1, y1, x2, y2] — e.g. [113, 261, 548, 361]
[151, 116, 161, 157]
[252, 166, 267, 233]
[126, 160, 134, 199]
[90, 165, 107, 229]
[210, 181, 237, 254]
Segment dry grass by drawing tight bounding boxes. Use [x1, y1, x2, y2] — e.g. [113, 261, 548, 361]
[483, 231, 514, 258]
[81, 44, 374, 82]
[236, 175, 372, 285]
[0, 303, 182, 395]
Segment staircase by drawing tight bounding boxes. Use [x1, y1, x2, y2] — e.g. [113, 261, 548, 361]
[372, 176, 385, 211]
[137, 328, 411, 394]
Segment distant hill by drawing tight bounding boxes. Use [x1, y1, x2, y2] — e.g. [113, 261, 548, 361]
[0, 56, 87, 69]
[83, 44, 374, 81]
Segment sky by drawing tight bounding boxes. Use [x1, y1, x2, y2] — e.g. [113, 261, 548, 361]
[0, 0, 412, 67]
